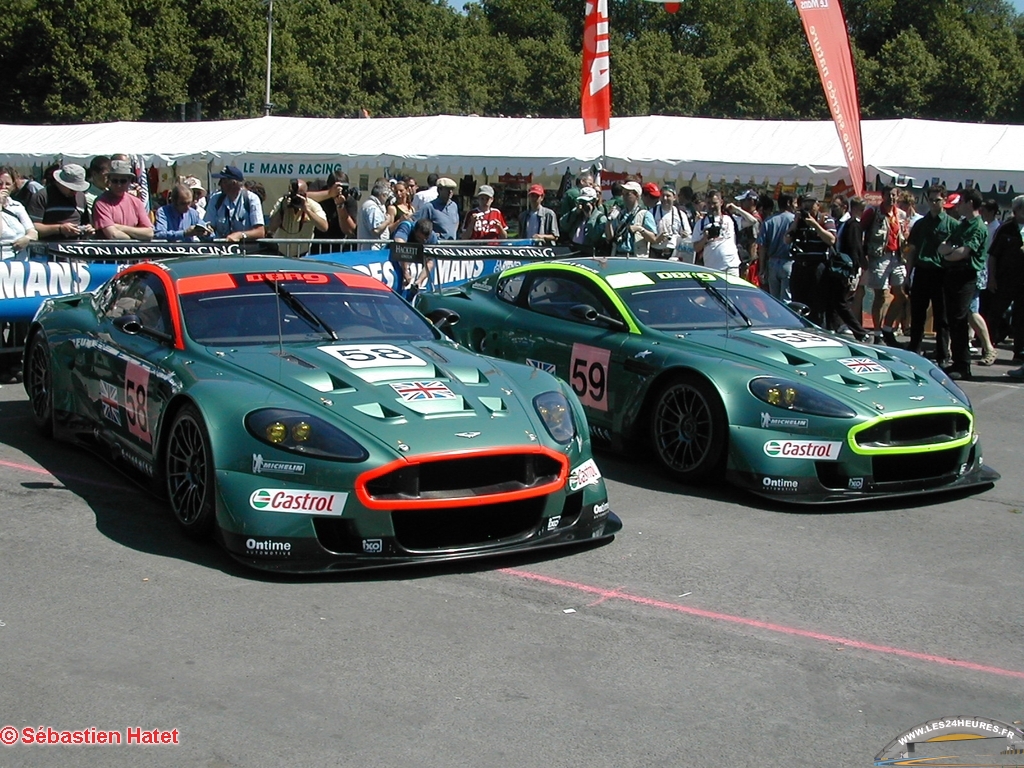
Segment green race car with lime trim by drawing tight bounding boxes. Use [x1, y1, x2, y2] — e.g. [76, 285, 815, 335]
[415, 257, 999, 503]
[24, 255, 619, 572]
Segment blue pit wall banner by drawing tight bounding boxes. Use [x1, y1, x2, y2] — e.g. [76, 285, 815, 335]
[0, 240, 575, 322]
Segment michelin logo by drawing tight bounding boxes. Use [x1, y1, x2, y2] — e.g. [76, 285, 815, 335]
[760, 412, 809, 430]
[252, 454, 305, 475]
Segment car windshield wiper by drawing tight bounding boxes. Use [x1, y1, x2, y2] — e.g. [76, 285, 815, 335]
[687, 274, 752, 328]
[262, 277, 338, 340]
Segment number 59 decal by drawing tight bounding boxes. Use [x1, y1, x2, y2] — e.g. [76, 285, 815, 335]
[570, 343, 610, 411]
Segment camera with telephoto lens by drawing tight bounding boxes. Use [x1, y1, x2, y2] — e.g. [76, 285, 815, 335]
[287, 180, 305, 210]
[705, 221, 722, 238]
[342, 184, 361, 202]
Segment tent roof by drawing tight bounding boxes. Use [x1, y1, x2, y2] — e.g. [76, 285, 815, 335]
[0, 114, 1019, 188]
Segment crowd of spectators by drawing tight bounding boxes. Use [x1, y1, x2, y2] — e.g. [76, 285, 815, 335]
[4, 156, 1022, 380]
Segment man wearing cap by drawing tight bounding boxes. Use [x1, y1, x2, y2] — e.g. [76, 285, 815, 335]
[203, 166, 265, 244]
[416, 177, 460, 240]
[461, 185, 507, 240]
[937, 188, 988, 380]
[519, 184, 560, 244]
[559, 168, 596, 224]
[92, 159, 154, 241]
[904, 185, 957, 364]
[607, 181, 656, 257]
[732, 190, 762, 273]
[559, 185, 609, 257]
[650, 185, 692, 260]
[26, 163, 95, 241]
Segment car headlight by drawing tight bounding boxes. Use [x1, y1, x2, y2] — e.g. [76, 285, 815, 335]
[533, 392, 576, 444]
[245, 408, 368, 462]
[929, 366, 971, 407]
[748, 376, 856, 418]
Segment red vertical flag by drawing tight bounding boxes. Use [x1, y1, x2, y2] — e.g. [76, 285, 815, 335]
[796, 0, 865, 195]
[582, 0, 611, 134]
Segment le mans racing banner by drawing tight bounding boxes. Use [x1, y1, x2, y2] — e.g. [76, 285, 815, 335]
[582, 0, 611, 134]
[796, 0, 865, 196]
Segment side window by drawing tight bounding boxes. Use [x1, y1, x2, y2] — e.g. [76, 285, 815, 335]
[496, 273, 526, 305]
[526, 274, 614, 323]
[104, 272, 171, 335]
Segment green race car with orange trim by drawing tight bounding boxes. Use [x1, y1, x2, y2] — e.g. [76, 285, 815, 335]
[24, 255, 620, 572]
[416, 257, 999, 503]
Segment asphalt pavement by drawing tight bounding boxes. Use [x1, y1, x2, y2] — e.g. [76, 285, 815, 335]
[0, 352, 1021, 768]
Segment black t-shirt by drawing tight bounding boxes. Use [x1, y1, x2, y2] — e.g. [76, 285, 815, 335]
[789, 220, 831, 263]
[27, 184, 89, 239]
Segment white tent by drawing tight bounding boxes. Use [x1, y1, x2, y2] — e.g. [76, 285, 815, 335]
[0, 114, 1020, 190]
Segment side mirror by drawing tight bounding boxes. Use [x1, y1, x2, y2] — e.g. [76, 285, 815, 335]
[427, 307, 460, 332]
[570, 303, 627, 332]
[570, 304, 599, 322]
[112, 314, 143, 335]
[787, 301, 811, 318]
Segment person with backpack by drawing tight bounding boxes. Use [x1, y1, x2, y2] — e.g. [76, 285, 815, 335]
[203, 165, 265, 245]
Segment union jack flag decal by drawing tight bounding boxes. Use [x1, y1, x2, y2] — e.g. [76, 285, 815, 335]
[389, 381, 457, 401]
[99, 380, 121, 424]
[837, 357, 887, 375]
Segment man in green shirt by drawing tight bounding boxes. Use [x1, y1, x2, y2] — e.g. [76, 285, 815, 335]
[905, 185, 957, 363]
[938, 188, 988, 380]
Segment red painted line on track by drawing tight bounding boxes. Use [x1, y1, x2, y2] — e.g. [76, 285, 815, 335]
[501, 568, 1024, 680]
[0, 458, 128, 491]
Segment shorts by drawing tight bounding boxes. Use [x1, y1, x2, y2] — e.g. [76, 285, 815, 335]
[970, 286, 980, 314]
[864, 252, 907, 290]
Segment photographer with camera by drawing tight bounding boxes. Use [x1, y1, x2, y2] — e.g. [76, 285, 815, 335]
[606, 180, 655, 257]
[560, 186, 609, 258]
[268, 178, 328, 256]
[784, 195, 836, 326]
[692, 189, 740, 275]
[308, 170, 359, 254]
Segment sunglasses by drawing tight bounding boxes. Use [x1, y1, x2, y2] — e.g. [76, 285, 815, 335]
[109, 177, 132, 185]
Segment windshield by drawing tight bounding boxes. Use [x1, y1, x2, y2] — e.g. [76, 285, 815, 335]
[618, 274, 809, 331]
[178, 272, 435, 346]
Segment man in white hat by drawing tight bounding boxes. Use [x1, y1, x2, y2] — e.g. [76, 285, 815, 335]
[26, 163, 95, 241]
[93, 159, 154, 241]
[607, 180, 656, 257]
[182, 176, 207, 214]
[460, 184, 507, 240]
[416, 177, 460, 240]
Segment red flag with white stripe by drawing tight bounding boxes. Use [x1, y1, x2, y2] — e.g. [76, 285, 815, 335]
[796, 0, 866, 195]
[582, 0, 611, 134]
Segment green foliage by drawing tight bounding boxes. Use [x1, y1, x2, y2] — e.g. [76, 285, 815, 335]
[0, 0, 1019, 124]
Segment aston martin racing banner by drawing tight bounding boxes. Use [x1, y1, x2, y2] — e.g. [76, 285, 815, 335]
[582, 0, 611, 134]
[796, 0, 865, 195]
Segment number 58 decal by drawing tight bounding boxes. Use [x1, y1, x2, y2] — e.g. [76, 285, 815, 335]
[570, 343, 610, 411]
[125, 362, 152, 445]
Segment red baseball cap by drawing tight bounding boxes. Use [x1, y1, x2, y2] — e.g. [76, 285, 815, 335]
[528, 184, 545, 196]
[943, 193, 961, 209]
[642, 182, 661, 198]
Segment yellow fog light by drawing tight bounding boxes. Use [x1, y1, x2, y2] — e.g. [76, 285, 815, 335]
[266, 421, 288, 443]
[784, 387, 797, 406]
[292, 421, 312, 442]
[766, 386, 781, 405]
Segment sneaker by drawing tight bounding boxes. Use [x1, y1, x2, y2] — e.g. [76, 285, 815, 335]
[979, 350, 998, 366]
[1008, 366, 1024, 379]
[969, 345, 981, 356]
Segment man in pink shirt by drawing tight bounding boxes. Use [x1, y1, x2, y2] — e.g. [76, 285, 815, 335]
[92, 159, 153, 241]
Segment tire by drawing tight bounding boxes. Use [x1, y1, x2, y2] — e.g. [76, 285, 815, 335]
[25, 333, 53, 437]
[649, 375, 727, 483]
[165, 404, 217, 539]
